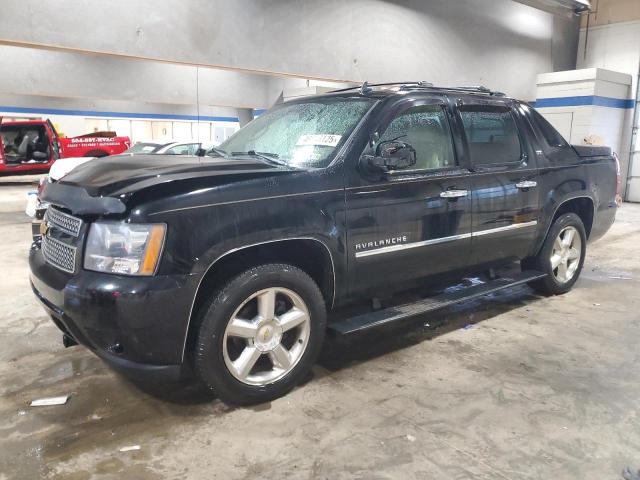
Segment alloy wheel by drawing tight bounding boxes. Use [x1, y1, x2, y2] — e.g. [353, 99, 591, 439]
[550, 226, 582, 283]
[222, 287, 311, 386]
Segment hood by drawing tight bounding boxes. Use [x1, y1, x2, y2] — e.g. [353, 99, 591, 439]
[49, 156, 97, 181]
[41, 154, 297, 216]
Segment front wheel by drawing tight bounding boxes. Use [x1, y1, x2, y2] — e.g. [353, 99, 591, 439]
[194, 263, 326, 405]
[522, 212, 587, 295]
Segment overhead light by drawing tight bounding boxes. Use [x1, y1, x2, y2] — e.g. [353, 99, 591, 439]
[513, 0, 591, 15]
[558, 0, 590, 12]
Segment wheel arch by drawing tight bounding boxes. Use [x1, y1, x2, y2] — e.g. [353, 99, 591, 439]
[181, 237, 335, 361]
[538, 195, 595, 254]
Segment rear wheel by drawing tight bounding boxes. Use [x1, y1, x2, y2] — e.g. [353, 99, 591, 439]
[194, 263, 326, 405]
[522, 212, 586, 295]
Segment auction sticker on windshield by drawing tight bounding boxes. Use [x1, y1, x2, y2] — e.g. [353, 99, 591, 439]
[296, 134, 342, 147]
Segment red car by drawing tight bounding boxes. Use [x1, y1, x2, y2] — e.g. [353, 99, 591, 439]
[0, 118, 130, 175]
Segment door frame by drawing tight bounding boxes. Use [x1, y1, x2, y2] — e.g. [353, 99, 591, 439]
[449, 96, 543, 264]
[344, 93, 475, 296]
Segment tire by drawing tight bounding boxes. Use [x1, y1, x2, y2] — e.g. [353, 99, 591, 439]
[194, 263, 326, 405]
[522, 212, 587, 295]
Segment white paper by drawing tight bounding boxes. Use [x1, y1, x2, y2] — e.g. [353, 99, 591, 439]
[119, 445, 141, 452]
[296, 134, 342, 147]
[25, 191, 39, 218]
[30, 395, 69, 407]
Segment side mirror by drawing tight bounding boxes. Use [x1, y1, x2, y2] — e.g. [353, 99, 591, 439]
[359, 140, 417, 175]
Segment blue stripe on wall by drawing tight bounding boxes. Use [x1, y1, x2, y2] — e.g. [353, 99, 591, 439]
[0, 105, 239, 122]
[534, 95, 635, 109]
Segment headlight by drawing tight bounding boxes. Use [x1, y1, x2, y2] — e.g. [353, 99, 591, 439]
[84, 222, 166, 276]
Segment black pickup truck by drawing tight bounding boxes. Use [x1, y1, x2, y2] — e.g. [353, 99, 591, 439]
[30, 83, 619, 404]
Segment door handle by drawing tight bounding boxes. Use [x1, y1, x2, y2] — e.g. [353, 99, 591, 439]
[515, 180, 537, 189]
[440, 189, 468, 199]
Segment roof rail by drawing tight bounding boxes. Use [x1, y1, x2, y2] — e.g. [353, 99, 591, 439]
[330, 82, 505, 97]
[441, 85, 506, 97]
[360, 81, 372, 94]
[401, 84, 506, 97]
[329, 81, 433, 93]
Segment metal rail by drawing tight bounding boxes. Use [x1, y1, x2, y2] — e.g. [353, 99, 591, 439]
[330, 81, 505, 97]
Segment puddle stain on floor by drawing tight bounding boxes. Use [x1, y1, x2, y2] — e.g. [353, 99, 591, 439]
[1, 288, 542, 479]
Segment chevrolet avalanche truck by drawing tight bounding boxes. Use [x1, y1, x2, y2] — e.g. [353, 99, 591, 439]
[30, 83, 619, 405]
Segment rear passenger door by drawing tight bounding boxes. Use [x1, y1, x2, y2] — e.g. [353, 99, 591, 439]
[456, 103, 541, 265]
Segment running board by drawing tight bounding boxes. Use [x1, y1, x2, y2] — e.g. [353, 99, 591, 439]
[328, 270, 546, 335]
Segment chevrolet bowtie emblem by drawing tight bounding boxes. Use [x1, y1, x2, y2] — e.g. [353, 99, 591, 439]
[40, 221, 50, 237]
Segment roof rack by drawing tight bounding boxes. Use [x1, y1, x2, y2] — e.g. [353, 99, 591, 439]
[330, 81, 505, 97]
[445, 86, 506, 97]
[401, 84, 506, 97]
[329, 81, 433, 93]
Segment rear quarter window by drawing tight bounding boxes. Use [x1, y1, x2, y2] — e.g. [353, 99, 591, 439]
[528, 106, 570, 151]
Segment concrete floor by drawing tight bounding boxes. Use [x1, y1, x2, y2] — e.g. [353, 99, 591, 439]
[1, 176, 640, 480]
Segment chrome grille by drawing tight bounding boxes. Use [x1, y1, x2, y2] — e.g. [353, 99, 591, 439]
[42, 235, 77, 274]
[46, 207, 82, 237]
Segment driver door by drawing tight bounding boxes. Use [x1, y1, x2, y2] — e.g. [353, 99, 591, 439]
[345, 97, 473, 298]
[45, 119, 60, 161]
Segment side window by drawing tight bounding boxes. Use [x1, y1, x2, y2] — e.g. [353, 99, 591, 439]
[459, 106, 522, 165]
[165, 144, 193, 155]
[528, 107, 570, 151]
[378, 104, 456, 170]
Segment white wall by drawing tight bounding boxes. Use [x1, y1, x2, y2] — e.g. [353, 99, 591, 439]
[578, 21, 640, 90]
[0, 45, 271, 109]
[0, 0, 579, 101]
[0, 94, 240, 143]
[578, 21, 640, 201]
[536, 69, 632, 162]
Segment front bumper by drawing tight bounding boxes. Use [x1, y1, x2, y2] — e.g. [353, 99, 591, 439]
[29, 243, 200, 380]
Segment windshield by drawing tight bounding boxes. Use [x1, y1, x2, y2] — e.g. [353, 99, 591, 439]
[209, 97, 376, 168]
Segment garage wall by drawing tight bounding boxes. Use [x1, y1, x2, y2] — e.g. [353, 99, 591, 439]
[0, 94, 241, 143]
[0, 45, 271, 110]
[580, 0, 640, 27]
[0, 44, 350, 120]
[0, 0, 580, 101]
[577, 19, 640, 201]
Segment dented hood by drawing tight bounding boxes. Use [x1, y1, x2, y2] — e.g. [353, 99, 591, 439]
[41, 154, 297, 216]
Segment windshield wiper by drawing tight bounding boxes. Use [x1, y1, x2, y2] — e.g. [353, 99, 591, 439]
[231, 150, 288, 167]
[205, 147, 229, 157]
